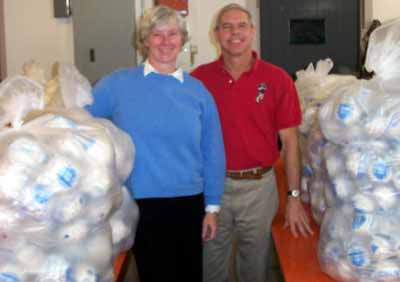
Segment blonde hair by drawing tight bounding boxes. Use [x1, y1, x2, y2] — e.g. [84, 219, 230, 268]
[136, 5, 188, 58]
[214, 3, 254, 30]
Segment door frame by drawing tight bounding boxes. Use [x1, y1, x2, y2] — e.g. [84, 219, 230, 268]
[0, 0, 6, 80]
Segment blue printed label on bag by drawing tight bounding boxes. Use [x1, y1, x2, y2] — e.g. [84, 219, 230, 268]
[57, 166, 77, 188]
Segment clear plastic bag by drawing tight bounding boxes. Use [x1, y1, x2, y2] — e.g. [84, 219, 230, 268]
[0, 111, 135, 281]
[315, 19, 400, 281]
[96, 119, 135, 183]
[0, 76, 44, 128]
[295, 58, 356, 115]
[295, 58, 356, 218]
[110, 186, 139, 259]
[0, 64, 137, 281]
[58, 63, 93, 108]
[365, 19, 400, 91]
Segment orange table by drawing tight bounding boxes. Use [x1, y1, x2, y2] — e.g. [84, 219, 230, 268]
[272, 213, 334, 282]
[272, 159, 335, 282]
[113, 252, 127, 282]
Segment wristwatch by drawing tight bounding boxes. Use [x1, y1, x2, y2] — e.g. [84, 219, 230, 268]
[287, 189, 300, 198]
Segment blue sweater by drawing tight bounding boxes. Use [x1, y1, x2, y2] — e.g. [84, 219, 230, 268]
[86, 65, 225, 205]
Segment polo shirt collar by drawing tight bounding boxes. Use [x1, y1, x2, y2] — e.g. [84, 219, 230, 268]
[143, 60, 184, 83]
[217, 50, 260, 75]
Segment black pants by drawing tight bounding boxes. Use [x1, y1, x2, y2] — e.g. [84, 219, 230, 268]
[133, 194, 204, 282]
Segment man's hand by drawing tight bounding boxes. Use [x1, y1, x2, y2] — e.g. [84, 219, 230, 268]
[284, 197, 313, 237]
[202, 212, 218, 241]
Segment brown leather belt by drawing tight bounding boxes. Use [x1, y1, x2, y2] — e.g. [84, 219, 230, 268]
[226, 166, 272, 180]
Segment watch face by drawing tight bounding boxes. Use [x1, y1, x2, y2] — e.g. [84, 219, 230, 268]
[289, 190, 300, 197]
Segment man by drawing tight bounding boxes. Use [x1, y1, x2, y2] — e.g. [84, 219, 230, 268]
[191, 4, 313, 282]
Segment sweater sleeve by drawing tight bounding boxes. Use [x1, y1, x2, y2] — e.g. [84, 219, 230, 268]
[85, 75, 115, 118]
[200, 85, 226, 205]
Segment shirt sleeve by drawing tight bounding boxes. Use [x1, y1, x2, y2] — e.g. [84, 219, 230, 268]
[275, 71, 302, 130]
[200, 85, 226, 206]
[85, 75, 115, 118]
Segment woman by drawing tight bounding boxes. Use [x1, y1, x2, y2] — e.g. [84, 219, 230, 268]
[86, 5, 225, 282]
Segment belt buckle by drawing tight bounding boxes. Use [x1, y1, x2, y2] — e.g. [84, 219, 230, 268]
[253, 167, 262, 179]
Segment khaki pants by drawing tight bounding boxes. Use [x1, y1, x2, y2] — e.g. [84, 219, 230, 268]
[203, 171, 279, 282]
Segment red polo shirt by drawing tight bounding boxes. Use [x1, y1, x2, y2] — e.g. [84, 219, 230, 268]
[192, 52, 301, 170]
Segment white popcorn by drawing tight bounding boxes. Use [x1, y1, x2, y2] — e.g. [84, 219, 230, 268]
[20, 184, 54, 213]
[351, 212, 376, 234]
[335, 259, 355, 281]
[86, 198, 114, 224]
[57, 221, 89, 243]
[55, 133, 91, 160]
[0, 166, 29, 200]
[392, 170, 400, 190]
[81, 168, 114, 197]
[346, 150, 370, 178]
[335, 98, 363, 125]
[346, 243, 371, 268]
[372, 260, 400, 282]
[7, 136, 47, 168]
[0, 264, 22, 282]
[365, 116, 391, 137]
[43, 114, 78, 129]
[97, 119, 135, 182]
[48, 192, 88, 223]
[0, 205, 21, 230]
[315, 20, 400, 281]
[368, 159, 392, 183]
[351, 193, 377, 213]
[83, 132, 115, 167]
[387, 119, 400, 139]
[0, 63, 137, 282]
[331, 176, 356, 201]
[39, 255, 70, 282]
[373, 185, 398, 210]
[36, 156, 80, 191]
[325, 152, 344, 179]
[67, 263, 100, 282]
[86, 233, 113, 269]
[15, 243, 47, 271]
[370, 234, 396, 260]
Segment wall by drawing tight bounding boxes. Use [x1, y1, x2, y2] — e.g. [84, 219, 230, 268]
[4, 0, 74, 77]
[134, 0, 252, 68]
[0, 0, 6, 79]
[4, 0, 399, 77]
[372, 0, 400, 23]
[187, 0, 247, 67]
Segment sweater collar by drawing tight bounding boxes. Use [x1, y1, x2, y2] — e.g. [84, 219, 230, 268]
[143, 60, 184, 83]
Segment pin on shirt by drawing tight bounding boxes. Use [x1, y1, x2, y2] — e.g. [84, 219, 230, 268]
[256, 82, 267, 103]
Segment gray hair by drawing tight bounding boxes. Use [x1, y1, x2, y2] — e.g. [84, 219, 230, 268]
[214, 3, 254, 30]
[136, 5, 188, 58]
